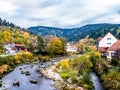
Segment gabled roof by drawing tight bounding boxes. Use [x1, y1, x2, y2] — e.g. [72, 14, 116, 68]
[99, 32, 118, 42]
[98, 47, 108, 53]
[107, 40, 120, 51]
[14, 44, 26, 48]
[106, 32, 117, 39]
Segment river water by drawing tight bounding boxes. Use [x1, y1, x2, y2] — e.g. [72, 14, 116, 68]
[0, 61, 57, 90]
[90, 72, 104, 90]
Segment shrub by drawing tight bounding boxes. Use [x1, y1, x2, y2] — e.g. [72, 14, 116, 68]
[83, 46, 91, 53]
[77, 72, 94, 90]
[0, 52, 34, 67]
[77, 56, 92, 75]
[0, 64, 8, 74]
[60, 72, 69, 80]
[60, 59, 69, 68]
[17, 52, 33, 60]
[69, 69, 78, 83]
[101, 69, 120, 90]
[111, 58, 119, 66]
[38, 55, 50, 62]
[94, 58, 109, 75]
[0, 56, 11, 65]
[59, 54, 94, 89]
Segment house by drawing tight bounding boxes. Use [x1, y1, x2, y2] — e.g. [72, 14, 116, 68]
[98, 32, 118, 57]
[98, 32, 120, 59]
[98, 32, 118, 48]
[107, 40, 120, 59]
[4, 42, 16, 55]
[4, 42, 27, 55]
[14, 44, 27, 52]
[66, 43, 79, 53]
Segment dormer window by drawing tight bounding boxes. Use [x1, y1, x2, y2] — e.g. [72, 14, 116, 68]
[107, 38, 111, 40]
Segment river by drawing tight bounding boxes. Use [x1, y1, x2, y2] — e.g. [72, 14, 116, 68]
[0, 61, 57, 90]
[90, 72, 104, 90]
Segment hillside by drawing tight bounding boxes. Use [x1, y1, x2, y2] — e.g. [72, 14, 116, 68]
[28, 23, 120, 41]
[0, 18, 36, 53]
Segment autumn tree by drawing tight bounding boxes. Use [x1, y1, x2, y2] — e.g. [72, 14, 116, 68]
[45, 36, 64, 56]
[59, 37, 67, 54]
[29, 36, 37, 52]
[53, 37, 63, 54]
[36, 35, 45, 54]
[23, 32, 31, 49]
[3, 30, 11, 42]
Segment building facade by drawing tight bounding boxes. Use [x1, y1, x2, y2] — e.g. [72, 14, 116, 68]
[4, 42, 27, 55]
[98, 32, 120, 59]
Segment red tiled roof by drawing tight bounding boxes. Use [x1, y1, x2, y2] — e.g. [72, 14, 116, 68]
[107, 40, 120, 51]
[98, 37, 103, 42]
[98, 47, 108, 53]
[15, 44, 25, 47]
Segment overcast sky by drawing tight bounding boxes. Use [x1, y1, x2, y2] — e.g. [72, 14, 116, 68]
[0, 0, 120, 28]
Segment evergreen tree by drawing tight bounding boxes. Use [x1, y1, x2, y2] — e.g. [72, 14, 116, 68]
[0, 18, 2, 25]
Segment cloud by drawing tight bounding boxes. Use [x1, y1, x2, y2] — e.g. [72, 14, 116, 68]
[0, 0, 18, 16]
[0, 0, 120, 28]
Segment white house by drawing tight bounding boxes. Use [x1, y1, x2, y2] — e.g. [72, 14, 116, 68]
[98, 32, 118, 47]
[98, 32, 120, 59]
[4, 42, 16, 55]
[66, 43, 78, 53]
[4, 42, 27, 55]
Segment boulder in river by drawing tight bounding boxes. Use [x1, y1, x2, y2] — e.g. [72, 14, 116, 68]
[26, 71, 31, 76]
[13, 81, 20, 87]
[29, 80, 38, 84]
[19, 68, 22, 70]
[21, 70, 25, 74]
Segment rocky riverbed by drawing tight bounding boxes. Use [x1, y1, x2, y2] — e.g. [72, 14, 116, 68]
[0, 64, 56, 90]
[0, 56, 72, 90]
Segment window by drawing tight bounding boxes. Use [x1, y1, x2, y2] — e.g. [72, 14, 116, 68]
[107, 38, 111, 40]
[107, 43, 111, 45]
[111, 52, 115, 56]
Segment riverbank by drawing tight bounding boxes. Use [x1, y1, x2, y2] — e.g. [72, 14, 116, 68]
[40, 64, 84, 90]
[0, 53, 73, 87]
[0, 53, 68, 79]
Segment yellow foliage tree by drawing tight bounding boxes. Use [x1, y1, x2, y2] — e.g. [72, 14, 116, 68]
[3, 30, 11, 42]
[60, 59, 69, 68]
[53, 37, 63, 54]
[95, 51, 101, 57]
[23, 32, 30, 39]
[46, 36, 63, 55]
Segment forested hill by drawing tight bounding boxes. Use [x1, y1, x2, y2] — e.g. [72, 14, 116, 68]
[28, 23, 120, 41]
[0, 18, 36, 53]
[0, 18, 25, 30]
